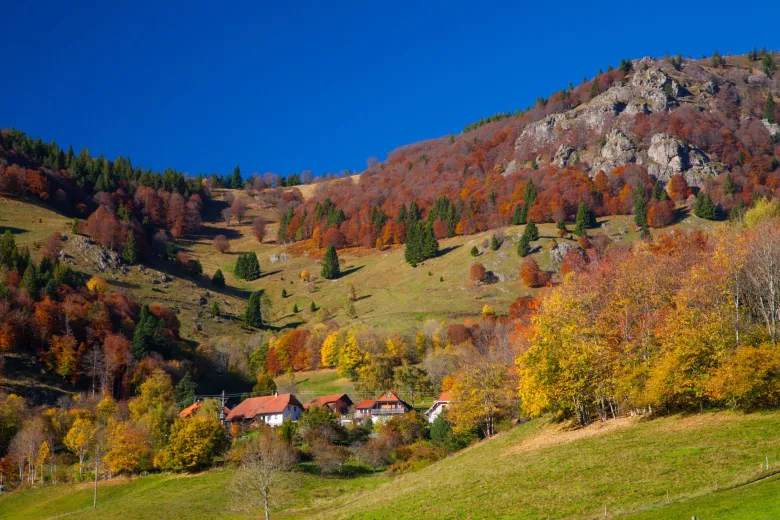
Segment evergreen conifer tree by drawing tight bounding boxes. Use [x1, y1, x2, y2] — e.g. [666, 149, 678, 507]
[765, 92, 776, 123]
[490, 234, 500, 251]
[243, 291, 263, 327]
[470, 246, 479, 257]
[723, 173, 736, 195]
[512, 204, 523, 225]
[633, 185, 648, 228]
[517, 236, 530, 257]
[321, 245, 340, 279]
[523, 220, 539, 242]
[175, 373, 197, 409]
[574, 203, 589, 236]
[694, 191, 718, 220]
[122, 230, 138, 264]
[232, 165, 243, 189]
[212, 269, 225, 288]
[21, 263, 38, 298]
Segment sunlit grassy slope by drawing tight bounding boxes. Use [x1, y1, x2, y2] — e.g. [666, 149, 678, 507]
[2, 411, 777, 520]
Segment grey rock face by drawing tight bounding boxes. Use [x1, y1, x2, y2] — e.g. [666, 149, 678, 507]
[646, 133, 719, 187]
[592, 129, 636, 172]
[553, 145, 576, 167]
[550, 242, 585, 264]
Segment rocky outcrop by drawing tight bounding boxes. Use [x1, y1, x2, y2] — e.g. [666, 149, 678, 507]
[591, 130, 636, 172]
[552, 145, 577, 167]
[763, 119, 780, 141]
[550, 242, 585, 264]
[514, 65, 684, 170]
[65, 235, 123, 273]
[646, 133, 720, 186]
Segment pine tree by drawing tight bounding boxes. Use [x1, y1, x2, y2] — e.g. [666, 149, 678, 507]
[175, 373, 197, 409]
[470, 246, 479, 257]
[292, 303, 299, 313]
[590, 77, 600, 98]
[234, 254, 246, 279]
[694, 191, 718, 220]
[512, 204, 523, 225]
[281, 288, 287, 298]
[490, 234, 501, 251]
[211, 269, 225, 288]
[723, 173, 736, 195]
[574, 203, 589, 236]
[321, 245, 340, 279]
[243, 291, 263, 327]
[210, 301, 220, 317]
[21, 263, 38, 298]
[310, 302, 317, 312]
[132, 304, 157, 360]
[517, 236, 530, 257]
[523, 220, 539, 242]
[651, 181, 664, 201]
[633, 185, 648, 229]
[122, 231, 138, 264]
[0, 229, 17, 267]
[235, 252, 260, 281]
[231, 165, 243, 189]
[765, 92, 776, 123]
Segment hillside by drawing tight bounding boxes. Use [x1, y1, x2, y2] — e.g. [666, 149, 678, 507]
[1, 410, 778, 519]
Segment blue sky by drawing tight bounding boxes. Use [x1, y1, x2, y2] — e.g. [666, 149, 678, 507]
[1, 1, 777, 177]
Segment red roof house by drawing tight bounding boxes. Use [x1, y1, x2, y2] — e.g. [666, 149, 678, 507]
[226, 393, 304, 426]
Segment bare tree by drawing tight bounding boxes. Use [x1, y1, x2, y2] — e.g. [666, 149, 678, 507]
[301, 170, 314, 184]
[252, 217, 267, 243]
[744, 221, 780, 344]
[213, 234, 230, 254]
[231, 198, 248, 224]
[221, 208, 233, 226]
[229, 431, 297, 520]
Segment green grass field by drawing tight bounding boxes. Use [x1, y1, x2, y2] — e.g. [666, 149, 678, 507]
[2, 411, 777, 520]
[0, 468, 389, 520]
[316, 411, 780, 519]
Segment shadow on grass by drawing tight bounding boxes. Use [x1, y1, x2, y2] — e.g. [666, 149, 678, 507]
[0, 225, 30, 235]
[339, 265, 364, 277]
[355, 294, 371, 302]
[436, 244, 462, 257]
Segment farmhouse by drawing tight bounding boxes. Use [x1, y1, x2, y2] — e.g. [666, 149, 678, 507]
[226, 393, 303, 427]
[178, 400, 231, 419]
[354, 391, 412, 422]
[424, 390, 453, 423]
[305, 393, 354, 420]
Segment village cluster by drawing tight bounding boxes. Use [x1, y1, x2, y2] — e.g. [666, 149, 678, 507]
[181, 390, 453, 427]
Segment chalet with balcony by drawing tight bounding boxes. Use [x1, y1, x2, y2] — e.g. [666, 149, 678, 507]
[226, 393, 303, 427]
[354, 391, 412, 422]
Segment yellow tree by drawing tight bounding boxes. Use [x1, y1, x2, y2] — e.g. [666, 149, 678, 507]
[104, 419, 153, 474]
[449, 362, 515, 437]
[128, 369, 175, 449]
[643, 264, 736, 410]
[36, 440, 50, 484]
[64, 417, 96, 478]
[154, 416, 226, 471]
[320, 330, 342, 368]
[337, 331, 367, 379]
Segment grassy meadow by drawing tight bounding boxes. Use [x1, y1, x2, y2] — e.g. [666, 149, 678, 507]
[1, 411, 777, 520]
